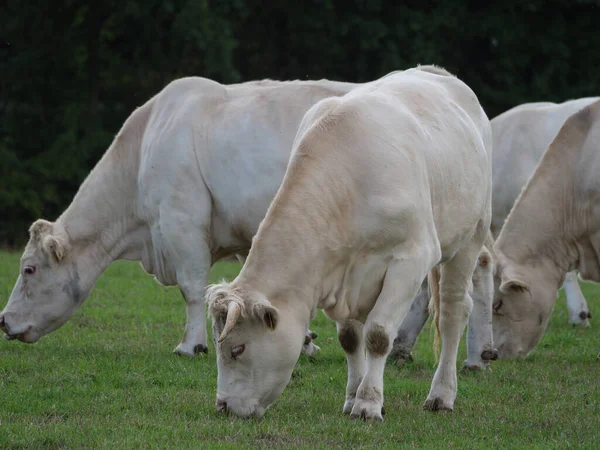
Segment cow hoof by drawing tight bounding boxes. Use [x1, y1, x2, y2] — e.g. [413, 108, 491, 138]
[481, 349, 498, 361]
[462, 360, 491, 372]
[302, 342, 320, 358]
[343, 395, 356, 414]
[194, 344, 209, 354]
[423, 397, 453, 412]
[173, 343, 207, 357]
[349, 399, 384, 422]
[304, 330, 318, 345]
[388, 347, 413, 368]
[570, 312, 591, 327]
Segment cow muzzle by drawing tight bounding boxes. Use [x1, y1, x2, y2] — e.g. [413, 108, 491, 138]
[0, 313, 35, 343]
[215, 396, 265, 418]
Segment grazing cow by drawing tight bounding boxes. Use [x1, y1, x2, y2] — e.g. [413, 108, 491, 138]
[389, 98, 599, 365]
[492, 98, 599, 326]
[493, 99, 600, 358]
[0, 77, 361, 355]
[206, 65, 492, 420]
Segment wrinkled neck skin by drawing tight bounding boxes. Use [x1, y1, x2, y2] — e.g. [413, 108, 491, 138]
[494, 214, 575, 358]
[235, 185, 350, 337]
[496, 231, 577, 293]
[493, 133, 589, 357]
[235, 222, 324, 332]
[495, 117, 591, 297]
[56, 142, 152, 301]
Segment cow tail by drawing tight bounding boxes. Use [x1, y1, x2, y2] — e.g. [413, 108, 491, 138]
[428, 266, 441, 362]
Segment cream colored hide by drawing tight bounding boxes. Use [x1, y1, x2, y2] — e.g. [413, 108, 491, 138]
[492, 98, 599, 326]
[493, 99, 600, 358]
[207, 65, 492, 420]
[390, 232, 497, 370]
[0, 77, 360, 353]
[389, 98, 600, 366]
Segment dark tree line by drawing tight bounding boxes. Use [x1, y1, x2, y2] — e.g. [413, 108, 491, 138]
[2, 0, 599, 245]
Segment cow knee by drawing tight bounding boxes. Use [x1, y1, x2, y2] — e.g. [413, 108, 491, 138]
[366, 324, 390, 357]
[338, 325, 360, 354]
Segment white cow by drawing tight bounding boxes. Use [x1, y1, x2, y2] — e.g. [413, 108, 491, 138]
[0, 76, 360, 356]
[206, 65, 492, 420]
[389, 98, 599, 365]
[493, 99, 600, 358]
[492, 98, 599, 326]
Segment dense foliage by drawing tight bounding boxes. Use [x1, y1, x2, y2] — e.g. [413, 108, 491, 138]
[2, 0, 599, 245]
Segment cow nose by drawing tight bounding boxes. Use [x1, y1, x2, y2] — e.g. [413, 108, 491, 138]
[216, 398, 228, 413]
[0, 314, 5, 330]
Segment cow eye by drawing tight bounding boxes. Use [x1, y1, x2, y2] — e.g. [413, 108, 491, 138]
[493, 299, 503, 315]
[231, 344, 246, 360]
[23, 265, 36, 276]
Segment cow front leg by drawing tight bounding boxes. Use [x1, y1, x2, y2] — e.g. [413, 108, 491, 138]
[172, 243, 211, 357]
[350, 248, 435, 422]
[156, 184, 213, 358]
[337, 321, 365, 414]
[563, 271, 591, 326]
[389, 280, 429, 367]
[463, 249, 497, 370]
[174, 288, 209, 357]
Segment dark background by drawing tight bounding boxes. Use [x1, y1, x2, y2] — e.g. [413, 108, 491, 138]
[2, 0, 599, 246]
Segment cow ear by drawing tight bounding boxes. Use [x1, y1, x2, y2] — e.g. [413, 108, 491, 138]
[499, 278, 530, 295]
[29, 219, 53, 242]
[42, 234, 69, 262]
[264, 307, 278, 330]
[253, 302, 279, 330]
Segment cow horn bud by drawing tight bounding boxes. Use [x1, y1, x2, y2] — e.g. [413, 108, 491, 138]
[218, 302, 241, 343]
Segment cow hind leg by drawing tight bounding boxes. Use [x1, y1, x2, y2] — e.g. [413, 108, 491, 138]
[463, 247, 497, 370]
[388, 280, 429, 367]
[424, 238, 482, 412]
[563, 271, 591, 327]
[349, 242, 439, 422]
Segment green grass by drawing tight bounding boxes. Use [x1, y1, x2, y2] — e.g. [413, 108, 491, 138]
[0, 252, 599, 449]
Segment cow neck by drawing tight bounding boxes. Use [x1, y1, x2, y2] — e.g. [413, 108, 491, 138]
[235, 202, 333, 320]
[495, 114, 584, 284]
[57, 108, 151, 273]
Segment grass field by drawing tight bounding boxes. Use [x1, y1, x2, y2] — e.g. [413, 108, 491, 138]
[0, 252, 599, 449]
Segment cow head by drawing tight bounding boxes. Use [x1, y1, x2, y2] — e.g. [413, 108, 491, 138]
[491, 259, 557, 358]
[0, 219, 87, 343]
[207, 283, 305, 418]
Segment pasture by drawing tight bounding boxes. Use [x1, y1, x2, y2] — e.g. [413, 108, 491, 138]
[1, 252, 599, 449]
